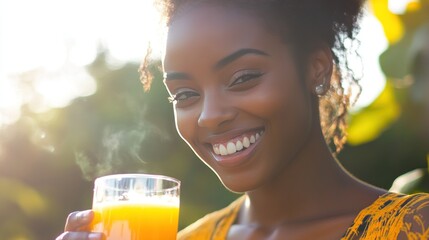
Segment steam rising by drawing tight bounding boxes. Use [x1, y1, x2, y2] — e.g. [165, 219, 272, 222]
[75, 122, 171, 181]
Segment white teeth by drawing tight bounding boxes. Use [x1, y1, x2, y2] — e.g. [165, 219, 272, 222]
[219, 144, 227, 156]
[235, 140, 243, 151]
[212, 131, 264, 156]
[250, 135, 256, 144]
[227, 142, 236, 154]
[243, 137, 250, 148]
[213, 145, 220, 155]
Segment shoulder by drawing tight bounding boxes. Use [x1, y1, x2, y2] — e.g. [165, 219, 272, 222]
[398, 192, 429, 239]
[178, 196, 245, 240]
[343, 192, 429, 239]
[361, 192, 429, 218]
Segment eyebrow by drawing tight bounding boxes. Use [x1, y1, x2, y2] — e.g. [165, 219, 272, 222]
[214, 48, 269, 70]
[164, 48, 269, 81]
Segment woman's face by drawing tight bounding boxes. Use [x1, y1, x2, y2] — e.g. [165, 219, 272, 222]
[163, 4, 317, 192]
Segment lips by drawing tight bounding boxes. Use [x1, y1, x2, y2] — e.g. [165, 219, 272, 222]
[211, 130, 264, 156]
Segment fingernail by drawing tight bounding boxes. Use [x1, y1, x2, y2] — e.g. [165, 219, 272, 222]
[76, 210, 91, 222]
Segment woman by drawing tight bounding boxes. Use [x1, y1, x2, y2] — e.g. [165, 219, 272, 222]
[57, 0, 429, 239]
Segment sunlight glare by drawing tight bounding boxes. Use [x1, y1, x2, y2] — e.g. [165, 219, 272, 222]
[352, 9, 388, 109]
[388, 0, 419, 14]
[0, 0, 162, 127]
[0, 78, 23, 126]
[30, 67, 97, 112]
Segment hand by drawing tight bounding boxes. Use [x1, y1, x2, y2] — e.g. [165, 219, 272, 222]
[55, 210, 103, 240]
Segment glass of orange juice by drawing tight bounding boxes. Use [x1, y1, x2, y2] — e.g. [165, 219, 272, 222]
[90, 174, 180, 240]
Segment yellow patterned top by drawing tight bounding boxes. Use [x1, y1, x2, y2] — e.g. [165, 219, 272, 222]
[178, 192, 429, 240]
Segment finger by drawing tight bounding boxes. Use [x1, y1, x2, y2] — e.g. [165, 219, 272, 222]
[56, 231, 103, 240]
[65, 210, 94, 231]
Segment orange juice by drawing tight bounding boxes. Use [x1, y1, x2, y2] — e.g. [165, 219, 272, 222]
[91, 201, 179, 240]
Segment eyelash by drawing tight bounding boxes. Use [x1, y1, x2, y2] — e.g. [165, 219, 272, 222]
[230, 71, 264, 86]
[167, 71, 264, 104]
[168, 91, 199, 103]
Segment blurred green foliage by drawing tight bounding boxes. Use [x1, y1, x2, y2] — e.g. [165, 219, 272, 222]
[340, 0, 429, 191]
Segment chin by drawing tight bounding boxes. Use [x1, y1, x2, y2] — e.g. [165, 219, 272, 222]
[215, 172, 262, 194]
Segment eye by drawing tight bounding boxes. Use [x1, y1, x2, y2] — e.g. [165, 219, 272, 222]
[230, 70, 264, 87]
[168, 90, 199, 104]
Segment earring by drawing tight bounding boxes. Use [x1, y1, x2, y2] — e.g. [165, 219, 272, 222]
[315, 77, 328, 96]
[315, 84, 325, 96]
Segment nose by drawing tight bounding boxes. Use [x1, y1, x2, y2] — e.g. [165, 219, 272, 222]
[197, 93, 237, 128]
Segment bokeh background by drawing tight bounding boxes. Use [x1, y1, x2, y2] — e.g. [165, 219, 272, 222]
[0, 0, 428, 239]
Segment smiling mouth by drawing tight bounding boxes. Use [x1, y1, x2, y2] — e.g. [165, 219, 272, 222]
[211, 130, 264, 156]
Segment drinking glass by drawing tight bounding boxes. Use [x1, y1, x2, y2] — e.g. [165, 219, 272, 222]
[90, 174, 180, 240]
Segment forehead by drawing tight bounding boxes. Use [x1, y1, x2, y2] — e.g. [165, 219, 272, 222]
[163, 4, 282, 70]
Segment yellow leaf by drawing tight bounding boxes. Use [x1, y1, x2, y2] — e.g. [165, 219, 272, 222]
[369, 0, 404, 43]
[347, 81, 400, 145]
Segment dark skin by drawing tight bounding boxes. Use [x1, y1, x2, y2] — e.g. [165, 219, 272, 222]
[164, 5, 386, 239]
[57, 4, 390, 240]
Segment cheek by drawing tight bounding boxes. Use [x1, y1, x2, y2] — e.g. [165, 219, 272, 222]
[242, 73, 309, 120]
[251, 91, 309, 127]
[174, 108, 197, 148]
[175, 108, 212, 163]
[242, 76, 313, 155]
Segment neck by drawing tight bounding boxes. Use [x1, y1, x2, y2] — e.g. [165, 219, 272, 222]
[241, 128, 367, 227]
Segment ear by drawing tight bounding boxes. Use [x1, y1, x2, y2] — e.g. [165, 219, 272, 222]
[306, 46, 333, 96]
